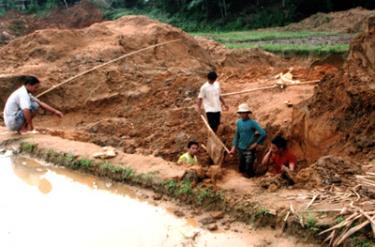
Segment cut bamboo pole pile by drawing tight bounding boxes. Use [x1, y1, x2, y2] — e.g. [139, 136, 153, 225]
[282, 183, 374, 246]
[319, 207, 375, 246]
[357, 172, 375, 190]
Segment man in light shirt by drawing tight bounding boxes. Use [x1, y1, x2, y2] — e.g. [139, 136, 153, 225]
[196, 71, 228, 132]
[3, 76, 63, 133]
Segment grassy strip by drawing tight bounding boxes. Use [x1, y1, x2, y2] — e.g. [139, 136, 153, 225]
[193, 30, 349, 56]
[19, 142, 225, 210]
[226, 43, 349, 56]
[193, 31, 337, 43]
[17, 142, 374, 245]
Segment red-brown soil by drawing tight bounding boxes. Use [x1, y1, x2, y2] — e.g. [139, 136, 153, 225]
[1, 14, 373, 191]
[283, 7, 375, 33]
[0, 0, 102, 45]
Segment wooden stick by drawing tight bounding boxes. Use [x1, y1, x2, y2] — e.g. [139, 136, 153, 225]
[329, 230, 336, 247]
[200, 114, 231, 154]
[283, 79, 320, 86]
[284, 211, 291, 222]
[289, 204, 295, 214]
[352, 206, 375, 236]
[305, 194, 319, 210]
[221, 85, 278, 97]
[350, 189, 361, 201]
[311, 208, 344, 213]
[319, 212, 361, 235]
[323, 229, 335, 244]
[36, 39, 181, 98]
[333, 220, 371, 246]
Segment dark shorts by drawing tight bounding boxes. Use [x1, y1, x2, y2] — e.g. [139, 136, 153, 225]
[206, 112, 221, 132]
[238, 149, 256, 177]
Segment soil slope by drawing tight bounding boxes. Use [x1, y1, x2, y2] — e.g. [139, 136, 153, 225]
[291, 17, 375, 162]
[284, 7, 375, 33]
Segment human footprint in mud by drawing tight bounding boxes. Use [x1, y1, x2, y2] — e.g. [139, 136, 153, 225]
[229, 103, 266, 178]
[178, 141, 199, 166]
[261, 135, 297, 176]
[3, 76, 63, 133]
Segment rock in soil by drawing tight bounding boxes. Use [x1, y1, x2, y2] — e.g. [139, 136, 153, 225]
[207, 224, 218, 231]
[152, 194, 163, 201]
[173, 209, 185, 217]
[199, 216, 216, 225]
[210, 211, 225, 220]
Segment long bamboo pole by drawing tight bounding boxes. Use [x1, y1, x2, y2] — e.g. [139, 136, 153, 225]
[221, 79, 320, 97]
[37, 39, 181, 98]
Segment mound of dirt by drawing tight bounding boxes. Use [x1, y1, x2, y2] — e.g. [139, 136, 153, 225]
[0, 1, 102, 45]
[0, 15, 220, 160]
[295, 155, 362, 187]
[284, 7, 375, 33]
[0, 15, 332, 164]
[290, 17, 375, 162]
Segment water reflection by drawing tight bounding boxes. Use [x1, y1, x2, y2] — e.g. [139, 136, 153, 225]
[0, 155, 316, 247]
[11, 156, 52, 194]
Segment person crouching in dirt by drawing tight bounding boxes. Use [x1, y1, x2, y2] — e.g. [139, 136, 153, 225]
[3, 76, 63, 133]
[261, 135, 297, 177]
[229, 103, 266, 178]
[178, 141, 199, 166]
[196, 71, 228, 132]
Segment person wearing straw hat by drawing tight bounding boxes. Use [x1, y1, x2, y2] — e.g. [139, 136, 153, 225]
[229, 103, 266, 178]
[3, 76, 63, 133]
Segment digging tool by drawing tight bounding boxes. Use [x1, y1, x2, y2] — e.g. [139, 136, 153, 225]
[200, 114, 230, 154]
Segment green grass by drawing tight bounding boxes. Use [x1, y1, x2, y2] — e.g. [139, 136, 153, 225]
[335, 215, 345, 224]
[226, 43, 349, 56]
[352, 237, 373, 247]
[305, 213, 319, 232]
[193, 30, 349, 56]
[193, 30, 336, 43]
[255, 207, 271, 218]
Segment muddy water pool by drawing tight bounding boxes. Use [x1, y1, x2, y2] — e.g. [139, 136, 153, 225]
[0, 154, 316, 247]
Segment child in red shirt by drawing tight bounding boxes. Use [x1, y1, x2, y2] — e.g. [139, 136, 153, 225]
[262, 135, 297, 175]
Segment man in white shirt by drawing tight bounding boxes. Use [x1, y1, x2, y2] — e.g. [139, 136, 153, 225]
[196, 71, 228, 132]
[3, 76, 63, 133]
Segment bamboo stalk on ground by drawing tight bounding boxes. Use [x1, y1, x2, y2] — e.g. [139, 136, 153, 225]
[333, 219, 372, 246]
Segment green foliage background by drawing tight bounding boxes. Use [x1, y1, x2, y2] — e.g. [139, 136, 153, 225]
[1, 0, 375, 31]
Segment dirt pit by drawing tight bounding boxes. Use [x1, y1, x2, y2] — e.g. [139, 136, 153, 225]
[291, 17, 375, 163]
[0, 14, 373, 193]
[0, 14, 332, 165]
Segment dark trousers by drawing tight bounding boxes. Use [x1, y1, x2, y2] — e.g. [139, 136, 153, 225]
[238, 149, 256, 177]
[206, 112, 221, 132]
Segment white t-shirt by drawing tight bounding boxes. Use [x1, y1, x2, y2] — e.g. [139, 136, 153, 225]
[3, 86, 33, 125]
[198, 81, 221, 113]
